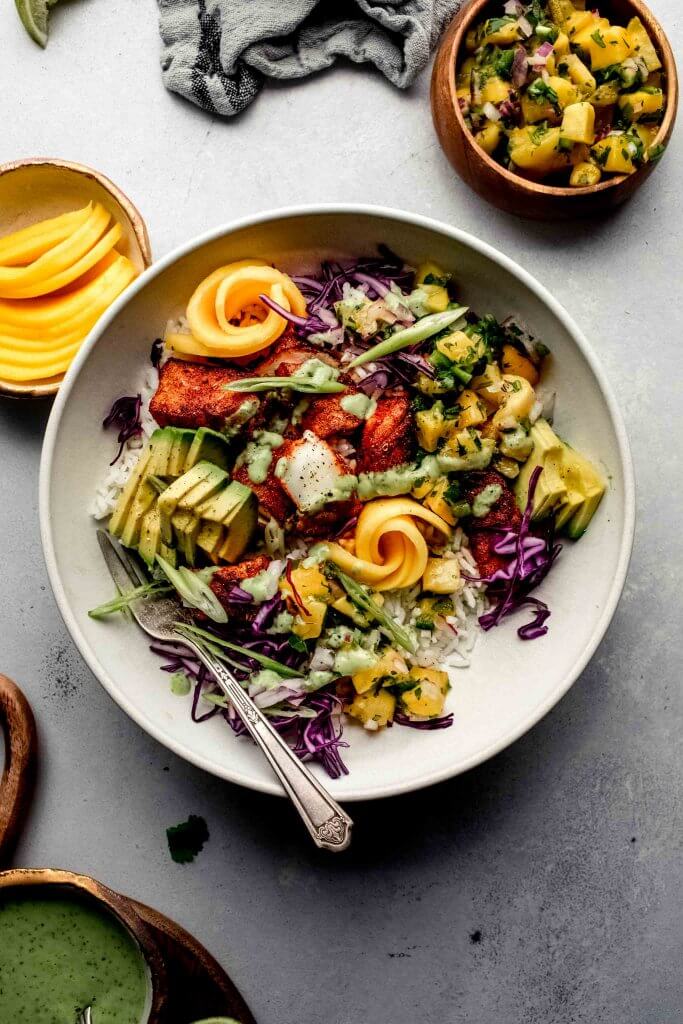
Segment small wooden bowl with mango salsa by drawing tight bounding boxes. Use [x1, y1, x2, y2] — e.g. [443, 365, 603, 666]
[431, 0, 678, 220]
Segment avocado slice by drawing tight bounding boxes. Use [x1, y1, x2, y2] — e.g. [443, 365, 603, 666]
[196, 521, 225, 562]
[553, 484, 584, 531]
[185, 427, 232, 473]
[562, 446, 606, 539]
[158, 462, 228, 544]
[168, 430, 196, 477]
[516, 418, 606, 537]
[159, 540, 177, 568]
[138, 504, 162, 566]
[146, 427, 177, 477]
[515, 419, 567, 519]
[109, 448, 152, 538]
[218, 493, 257, 563]
[120, 479, 158, 548]
[196, 480, 253, 523]
[171, 508, 201, 566]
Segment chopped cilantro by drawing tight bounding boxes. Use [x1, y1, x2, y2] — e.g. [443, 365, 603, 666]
[167, 815, 209, 864]
[288, 634, 308, 653]
[528, 79, 560, 111]
[591, 29, 606, 48]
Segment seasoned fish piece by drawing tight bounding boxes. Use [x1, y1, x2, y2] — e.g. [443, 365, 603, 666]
[150, 358, 256, 431]
[233, 462, 292, 524]
[300, 387, 362, 439]
[356, 394, 415, 473]
[276, 432, 355, 513]
[210, 555, 270, 611]
[253, 328, 337, 378]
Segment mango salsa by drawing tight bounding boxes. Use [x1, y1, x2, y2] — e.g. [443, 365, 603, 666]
[459, 2, 667, 186]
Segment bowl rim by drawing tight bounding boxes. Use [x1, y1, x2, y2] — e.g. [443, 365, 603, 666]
[439, 0, 678, 199]
[39, 203, 636, 801]
[0, 156, 153, 401]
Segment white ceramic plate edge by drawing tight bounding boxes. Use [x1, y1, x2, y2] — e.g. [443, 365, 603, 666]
[39, 204, 636, 801]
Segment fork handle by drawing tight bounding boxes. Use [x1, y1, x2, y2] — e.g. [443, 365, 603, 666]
[181, 637, 352, 851]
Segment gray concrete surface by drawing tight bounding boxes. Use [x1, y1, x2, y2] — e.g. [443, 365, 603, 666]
[1, 1, 682, 1021]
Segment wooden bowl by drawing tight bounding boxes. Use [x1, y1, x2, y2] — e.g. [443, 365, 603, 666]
[0, 158, 152, 400]
[431, 0, 678, 220]
[0, 867, 168, 1021]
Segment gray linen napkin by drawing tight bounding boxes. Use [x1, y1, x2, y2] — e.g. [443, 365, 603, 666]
[158, 0, 461, 117]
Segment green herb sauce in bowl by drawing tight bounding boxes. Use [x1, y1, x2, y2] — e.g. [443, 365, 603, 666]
[0, 888, 149, 1023]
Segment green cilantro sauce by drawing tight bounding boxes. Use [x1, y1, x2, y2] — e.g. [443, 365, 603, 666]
[339, 393, 377, 420]
[0, 891, 148, 1024]
[240, 430, 284, 484]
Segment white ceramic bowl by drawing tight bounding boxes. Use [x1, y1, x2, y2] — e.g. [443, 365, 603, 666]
[39, 206, 635, 801]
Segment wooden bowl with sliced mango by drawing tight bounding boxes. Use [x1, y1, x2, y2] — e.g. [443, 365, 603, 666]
[431, 0, 678, 220]
[0, 158, 152, 400]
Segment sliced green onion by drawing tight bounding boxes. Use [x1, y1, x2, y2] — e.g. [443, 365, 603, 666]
[156, 556, 228, 624]
[176, 623, 301, 678]
[224, 375, 346, 395]
[348, 306, 468, 369]
[326, 565, 416, 654]
[88, 581, 171, 619]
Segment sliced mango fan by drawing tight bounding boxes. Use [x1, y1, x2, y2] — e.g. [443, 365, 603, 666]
[0, 202, 137, 383]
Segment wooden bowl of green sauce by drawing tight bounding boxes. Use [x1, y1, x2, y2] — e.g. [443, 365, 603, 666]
[0, 868, 167, 1023]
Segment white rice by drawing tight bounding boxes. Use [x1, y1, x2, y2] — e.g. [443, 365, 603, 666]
[89, 365, 159, 520]
[381, 540, 486, 672]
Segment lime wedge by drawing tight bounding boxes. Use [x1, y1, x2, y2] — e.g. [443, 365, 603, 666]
[14, 0, 60, 48]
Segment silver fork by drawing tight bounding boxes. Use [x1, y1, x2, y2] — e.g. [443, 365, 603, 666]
[96, 531, 352, 851]
[78, 1009, 92, 1024]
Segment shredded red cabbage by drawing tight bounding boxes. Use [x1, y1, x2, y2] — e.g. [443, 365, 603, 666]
[226, 584, 254, 604]
[356, 368, 392, 394]
[151, 637, 349, 777]
[251, 593, 283, 633]
[394, 711, 454, 731]
[284, 249, 414, 341]
[103, 394, 143, 465]
[466, 467, 561, 641]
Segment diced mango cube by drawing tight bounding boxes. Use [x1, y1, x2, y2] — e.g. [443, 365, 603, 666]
[627, 16, 661, 72]
[400, 667, 450, 719]
[591, 134, 638, 174]
[501, 344, 539, 385]
[416, 403, 447, 453]
[509, 127, 572, 176]
[557, 53, 596, 95]
[480, 76, 512, 105]
[587, 26, 632, 71]
[475, 120, 502, 156]
[422, 557, 462, 595]
[546, 76, 580, 110]
[352, 649, 406, 694]
[617, 89, 665, 122]
[348, 689, 396, 730]
[561, 101, 596, 144]
[569, 161, 602, 186]
[423, 478, 457, 527]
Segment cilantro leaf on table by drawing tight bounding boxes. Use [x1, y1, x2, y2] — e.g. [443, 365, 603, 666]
[166, 814, 209, 864]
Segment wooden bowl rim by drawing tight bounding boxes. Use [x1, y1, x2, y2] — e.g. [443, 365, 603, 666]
[0, 867, 167, 1020]
[441, 0, 678, 201]
[0, 157, 153, 402]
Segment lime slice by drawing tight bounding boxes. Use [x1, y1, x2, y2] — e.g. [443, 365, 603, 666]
[14, 0, 60, 48]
